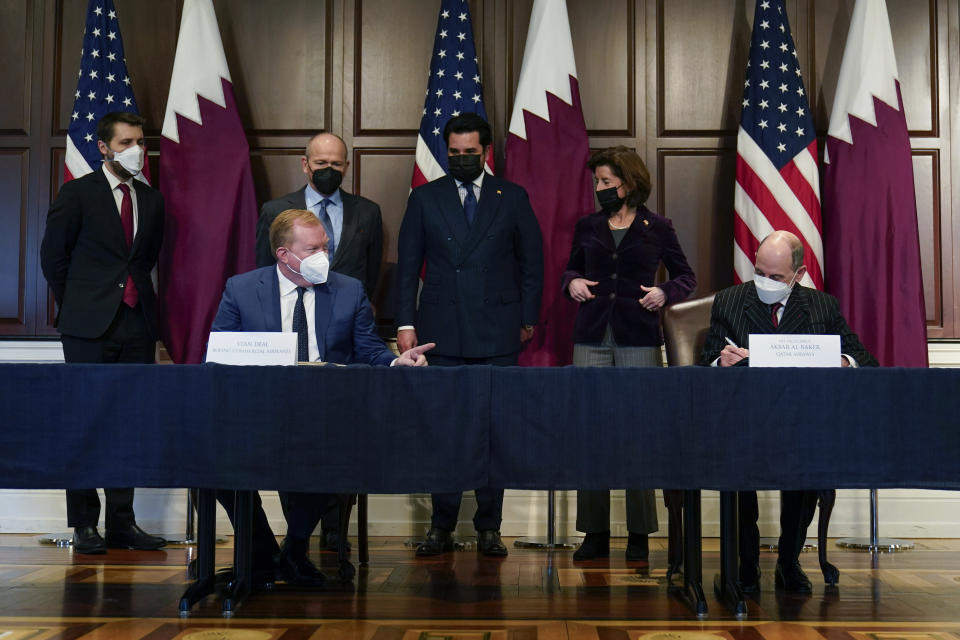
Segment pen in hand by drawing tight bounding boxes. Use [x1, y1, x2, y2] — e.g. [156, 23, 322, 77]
[724, 337, 739, 348]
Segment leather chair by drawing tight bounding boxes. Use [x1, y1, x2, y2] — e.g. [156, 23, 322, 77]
[661, 294, 716, 579]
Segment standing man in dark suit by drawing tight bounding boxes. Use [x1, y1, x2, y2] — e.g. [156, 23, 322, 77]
[700, 230, 877, 593]
[254, 132, 384, 549]
[40, 111, 166, 555]
[212, 208, 433, 586]
[255, 133, 383, 298]
[396, 113, 544, 557]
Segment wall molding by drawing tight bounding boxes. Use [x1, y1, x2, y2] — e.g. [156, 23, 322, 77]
[1, 488, 956, 539]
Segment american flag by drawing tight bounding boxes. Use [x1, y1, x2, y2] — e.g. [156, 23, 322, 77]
[64, 0, 147, 184]
[734, 0, 821, 288]
[411, 0, 492, 188]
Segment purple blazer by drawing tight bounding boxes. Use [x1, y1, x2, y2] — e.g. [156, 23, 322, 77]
[561, 207, 696, 347]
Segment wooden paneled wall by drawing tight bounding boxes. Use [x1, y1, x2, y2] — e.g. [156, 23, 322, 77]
[2, 0, 958, 338]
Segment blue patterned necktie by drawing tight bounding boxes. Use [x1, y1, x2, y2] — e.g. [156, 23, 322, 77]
[317, 197, 336, 257]
[293, 286, 309, 362]
[463, 184, 477, 227]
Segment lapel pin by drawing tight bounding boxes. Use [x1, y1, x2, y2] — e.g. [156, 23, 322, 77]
[497, 189, 502, 195]
[643, 219, 649, 226]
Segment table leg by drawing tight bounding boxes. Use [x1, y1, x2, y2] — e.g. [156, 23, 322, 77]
[682, 489, 708, 618]
[358, 493, 369, 566]
[715, 490, 747, 618]
[179, 488, 216, 614]
[222, 490, 253, 616]
[337, 494, 357, 581]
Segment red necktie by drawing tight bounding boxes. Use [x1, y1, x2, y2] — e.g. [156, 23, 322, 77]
[117, 183, 138, 308]
[771, 302, 782, 328]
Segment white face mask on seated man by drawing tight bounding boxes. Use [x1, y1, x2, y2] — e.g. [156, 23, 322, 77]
[284, 250, 329, 285]
[753, 271, 798, 305]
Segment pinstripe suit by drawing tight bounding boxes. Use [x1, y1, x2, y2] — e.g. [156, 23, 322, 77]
[699, 281, 877, 576]
[701, 282, 877, 367]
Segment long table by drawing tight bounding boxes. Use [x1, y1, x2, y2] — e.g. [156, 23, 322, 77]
[2, 364, 958, 615]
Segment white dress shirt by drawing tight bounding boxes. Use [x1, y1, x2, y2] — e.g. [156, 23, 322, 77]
[277, 265, 320, 362]
[101, 163, 139, 237]
[455, 171, 484, 205]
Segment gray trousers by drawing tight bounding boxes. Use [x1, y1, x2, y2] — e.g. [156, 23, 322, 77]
[573, 334, 661, 535]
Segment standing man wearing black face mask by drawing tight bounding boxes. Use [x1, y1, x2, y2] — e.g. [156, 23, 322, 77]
[40, 111, 167, 555]
[255, 133, 384, 299]
[254, 132, 384, 552]
[396, 112, 544, 557]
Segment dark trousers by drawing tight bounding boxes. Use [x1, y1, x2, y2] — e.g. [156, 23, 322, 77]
[738, 491, 760, 582]
[778, 489, 819, 564]
[738, 489, 819, 580]
[61, 303, 154, 529]
[279, 491, 340, 542]
[216, 490, 282, 571]
[576, 489, 658, 535]
[426, 351, 517, 532]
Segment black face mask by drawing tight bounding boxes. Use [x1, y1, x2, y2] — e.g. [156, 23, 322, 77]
[311, 167, 343, 195]
[596, 186, 626, 213]
[447, 154, 484, 183]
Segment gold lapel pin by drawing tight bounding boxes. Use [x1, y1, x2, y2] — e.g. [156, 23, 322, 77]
[497, 189, 502, 195]
[643, 219, 649, 226]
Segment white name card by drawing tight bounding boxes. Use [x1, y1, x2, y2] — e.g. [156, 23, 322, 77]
[205, 332, 298, 366]
[748, 333, 841, 368]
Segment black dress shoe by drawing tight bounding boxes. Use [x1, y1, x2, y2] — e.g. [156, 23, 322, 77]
[625, 532, 649, 561]
[739, 561, 761, 593]
[775, 561, 812, 594]
[739, 576, 761, 594]
[321, 529, 351, 552]
[666, 562, 683, 582]
[476, 530, 508, 557]
[573, 531, 610, 560]
[276, 549, 326, 587]
[73, 526, 106, 555]
[105, 524, 166, 550]
[416, 527, 454, 557]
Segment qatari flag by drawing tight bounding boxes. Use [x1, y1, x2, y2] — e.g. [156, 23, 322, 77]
[158, 0, 257, 364]
[505, 0, 594, 366]
[823, 0, 927, 367]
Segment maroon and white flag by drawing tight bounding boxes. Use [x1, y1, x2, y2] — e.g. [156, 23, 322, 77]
[506, 0, 594, 366]
[823, 0, 927, 367]
[158, 0, 258, 364]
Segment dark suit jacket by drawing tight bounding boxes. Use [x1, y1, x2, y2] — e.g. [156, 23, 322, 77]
[700, 282, 879, 367]
[561, 207, 696, 346]
[210, 266, 395, 366]
[255, 187, 384, 297]
[40, 169, 165, 339]
[396, 174, 544, 358]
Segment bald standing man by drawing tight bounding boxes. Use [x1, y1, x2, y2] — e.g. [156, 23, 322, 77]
[256, 133, 384, 298]
[700, 230, 877, 594]
[254, 133, 385, 551]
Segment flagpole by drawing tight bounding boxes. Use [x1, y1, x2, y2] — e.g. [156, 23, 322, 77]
[513, 490, 581, 550]
[836, 489, 913, 553]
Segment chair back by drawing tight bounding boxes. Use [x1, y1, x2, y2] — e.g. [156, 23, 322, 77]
[661, 294, 716, 367]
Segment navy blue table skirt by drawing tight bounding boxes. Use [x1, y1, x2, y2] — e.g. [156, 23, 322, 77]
[1, 363, 957, 493]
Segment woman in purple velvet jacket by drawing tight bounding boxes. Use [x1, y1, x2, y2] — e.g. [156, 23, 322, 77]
[562, 146, 696, 562]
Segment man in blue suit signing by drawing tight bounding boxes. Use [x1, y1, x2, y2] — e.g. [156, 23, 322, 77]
[396, 113, 544, 557]
[212, 208, 433, 586]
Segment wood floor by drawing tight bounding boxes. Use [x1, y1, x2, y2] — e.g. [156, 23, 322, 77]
[1, 535, 959, 639]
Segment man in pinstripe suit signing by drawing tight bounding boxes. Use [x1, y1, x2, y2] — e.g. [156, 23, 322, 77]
[701, 230, 877, 594]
